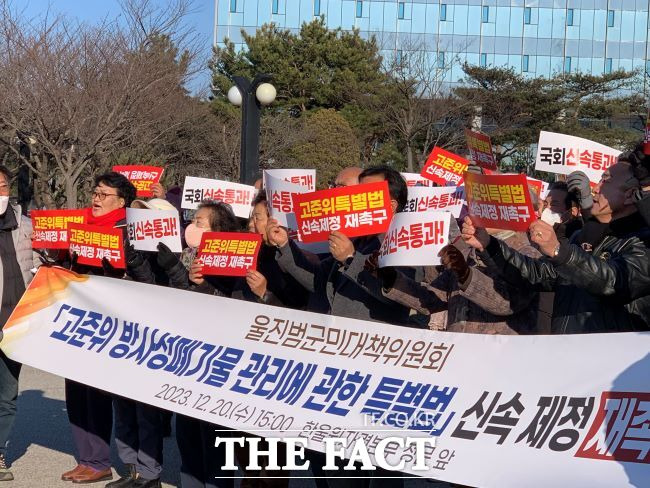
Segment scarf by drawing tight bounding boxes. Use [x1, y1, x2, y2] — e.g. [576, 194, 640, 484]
[84, 207, 126, 228]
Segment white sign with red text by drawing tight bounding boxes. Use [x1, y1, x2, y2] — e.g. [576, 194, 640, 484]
[378, 211, 451, 267]
[405, 186, 465, 218]
[401, 172, 435, 187]
[263, 169, 316, 192]
[181, 177, 257, 218]
[535, 131, 621, 183]
[126, 208, 182, 253]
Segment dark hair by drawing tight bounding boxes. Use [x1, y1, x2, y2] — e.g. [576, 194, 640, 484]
[251, 189, 268, 208]
[549, 181, 579, 210]
[94, 172, 136, 207]
[619, 142, 650, 187]
[197, 200, 240, 232]
[0, 165, 12, 183]
[358, 165, 408, 212]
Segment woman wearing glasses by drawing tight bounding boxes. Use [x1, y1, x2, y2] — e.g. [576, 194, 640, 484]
[61, 172, 136, 484]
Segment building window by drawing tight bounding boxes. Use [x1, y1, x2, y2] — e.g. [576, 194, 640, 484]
[482, 6, 489, 23]
[398, 2, 405, 19]
[440, 4, 447, 21]
[524, 7, 531, 25]
[314, 0, 320, 16]
[605, 58, 612, 74]
[438, 52, 445, 68]
[480, 53, 487, 67]
[567, 9, 574, 26]
[272, 0, 279, 14]
[564, 56, 572, 73]
[523, 55, 529, 72]
[356, 0, 363, 18]
[229, 0, 237, 13]
[607, 10, 614, 27]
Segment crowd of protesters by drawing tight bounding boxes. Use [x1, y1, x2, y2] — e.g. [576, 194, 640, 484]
[0, 138, 648, 488]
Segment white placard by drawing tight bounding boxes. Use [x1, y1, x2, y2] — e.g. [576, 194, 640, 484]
[125, 208, 182, 253]
[181, 176, 257, 218]
[378, 211, 452, 267]
[263, 169, 316, 192]
[401, 172, 435, 187]
[535, 131, 621, 183]
[405, 186, 465, 217]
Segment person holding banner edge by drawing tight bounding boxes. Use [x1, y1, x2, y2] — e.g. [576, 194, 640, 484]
[62, 172, 136, 484]
[0, 165, 39, 481]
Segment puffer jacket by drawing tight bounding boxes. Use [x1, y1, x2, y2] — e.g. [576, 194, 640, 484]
[0, 204, 38, 298]
[481, 212, 650, 333]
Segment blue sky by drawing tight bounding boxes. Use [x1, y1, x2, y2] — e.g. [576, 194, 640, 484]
[25, 0, 215, 95]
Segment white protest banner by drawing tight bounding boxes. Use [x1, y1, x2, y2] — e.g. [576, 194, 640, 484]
[378, 211, 451, 267]
[400, 172, 435, 187]
[263, 169, 316, 192]
[535, 131, 621, 183]
[181, 176, 257, 218]
[126, 208, 182, 253]
[264, 173, 329, 254]
[5, 266, 650, 487]
[405, 186, 465, 217]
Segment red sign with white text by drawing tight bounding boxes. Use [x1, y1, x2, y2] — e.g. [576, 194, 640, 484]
[31, 209, 87, 249]
[67, 223, 125, 268]
[291, 181, 393, 243]
[421, 147, 469, 186]
[465, 129, 497, 170]
[465, 173, 536, 231]
[197, 232, 262, 277]
[112, 165, 164, 198]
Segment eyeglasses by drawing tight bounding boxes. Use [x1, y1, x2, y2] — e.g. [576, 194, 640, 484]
[92, 191, 119, 201]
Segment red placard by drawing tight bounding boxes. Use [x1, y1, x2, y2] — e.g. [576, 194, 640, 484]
[67, 223, 125, 268]
[465, 129, 497, 170]
[197, 232, 262, 276]
[526, 177, 543, 198]
[465, 172, 536, 231]
[31, 209, 87, 249]
[420, 147, 469, 186]
[112, 165, 164, 197]
[291, 181, 393, 243]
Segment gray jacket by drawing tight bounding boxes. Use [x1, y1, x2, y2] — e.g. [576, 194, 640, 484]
[275, 237, 412, 325]
[1, 204, 38, 300]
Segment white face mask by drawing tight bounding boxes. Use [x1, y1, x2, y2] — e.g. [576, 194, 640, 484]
[0, 196, 9, 215]
[541, 208, 563, 226]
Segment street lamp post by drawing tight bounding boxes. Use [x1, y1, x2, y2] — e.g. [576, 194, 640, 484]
[228, 74, 276, 185]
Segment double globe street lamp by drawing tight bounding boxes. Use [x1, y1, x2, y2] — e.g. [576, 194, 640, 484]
[227, 75, 276, 185]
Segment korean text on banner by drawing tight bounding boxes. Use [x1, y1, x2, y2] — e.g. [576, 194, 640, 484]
[263, 169, 316, 192]
[6, 266, 649, 488]
[464, 130, 497, 170]
[181, 176, 257, 219]
[126, 208, 182, 253]
[265, 173, 304, 238]
[401, 172, 435, 187]
[67, 223, 125, 268]
[379, 211, 451, 267]
[405, 186, 465, 217]
[421, 147, 469, 186]
[465, 173, 536, 232]
[534, 131, 621, 183]
[197, 232, 262, 276]
[112, 165, 164, 198]
[31, 209, 86, 249]
[291, 181, 393, 243]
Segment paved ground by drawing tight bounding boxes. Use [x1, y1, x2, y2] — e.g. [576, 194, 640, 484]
[7, 367, 449, 488]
